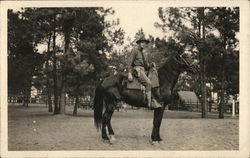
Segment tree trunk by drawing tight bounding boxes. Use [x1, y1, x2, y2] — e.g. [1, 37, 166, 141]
[46, 32, 53, 112]
[22, 86, 30, 107]
[52, 22, 59, 114]
[59, 23, 71, 115]
[198, 8, 208, 118]
[27, 89, 30, 107]
[219, 55, 225, 119]
[59, 82, 66, 114]
[219, 37, 227, 119]
[73, 95, 79, 115]
[201, 62, 207, 118]
[58, 95, 61, 110]
[48, 91, 53, 112]
[22, 92, 26, 107]
[22, 98, 25, 107]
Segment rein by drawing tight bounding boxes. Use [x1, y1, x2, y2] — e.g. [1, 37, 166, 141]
[179, 53, 191, 67]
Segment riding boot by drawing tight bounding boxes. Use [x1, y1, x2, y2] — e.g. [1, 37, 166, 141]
[146, 91, 152, 108]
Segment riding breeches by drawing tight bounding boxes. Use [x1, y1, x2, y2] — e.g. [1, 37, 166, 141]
[134, 66, 152, 92]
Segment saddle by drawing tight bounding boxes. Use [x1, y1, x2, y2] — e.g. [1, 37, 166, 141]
[126, 68, 160, 90]
[124, 69, 162, 108]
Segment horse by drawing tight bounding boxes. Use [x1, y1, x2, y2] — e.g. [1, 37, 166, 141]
[93, 52, 198, 144]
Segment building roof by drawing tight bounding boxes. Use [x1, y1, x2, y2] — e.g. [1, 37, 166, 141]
[177, 91, 200, 103]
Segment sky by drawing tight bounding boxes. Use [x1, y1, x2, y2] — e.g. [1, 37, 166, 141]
[13, 6, 162, 39]
[109, 6, 165, 40]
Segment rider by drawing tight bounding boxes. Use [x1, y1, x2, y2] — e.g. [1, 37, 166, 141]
[127, 37, 154, 108]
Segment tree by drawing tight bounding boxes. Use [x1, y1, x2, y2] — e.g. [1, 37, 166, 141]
[208, 7, 239, 118]
[12, 8, 122, 115]
[8, 9, 44, 107]
[57, 8, 124, 115]
[155, 8, 208, 117]
[22, 8, 59, 112]
[155, 7, 239, 118]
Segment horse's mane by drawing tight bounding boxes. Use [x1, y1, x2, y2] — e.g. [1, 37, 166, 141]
[158, 54, 181, 87]
[159, 54, 180, 73]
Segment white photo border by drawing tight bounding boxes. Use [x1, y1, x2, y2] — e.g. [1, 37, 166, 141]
[1, 1, 249, 158]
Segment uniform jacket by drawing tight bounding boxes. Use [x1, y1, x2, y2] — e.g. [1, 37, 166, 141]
[127, 46, 150, 73]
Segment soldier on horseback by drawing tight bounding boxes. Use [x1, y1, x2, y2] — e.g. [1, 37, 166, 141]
[127, 37, 161, 109]
[94, 40, 198, 142]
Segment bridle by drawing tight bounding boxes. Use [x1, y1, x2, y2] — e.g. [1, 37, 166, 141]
[173, 52, 199, 73]
[173, 52, 191, 68]
[179, 53, 192, 67]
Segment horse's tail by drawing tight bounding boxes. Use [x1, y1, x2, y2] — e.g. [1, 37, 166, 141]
[94, 84, 104, 131]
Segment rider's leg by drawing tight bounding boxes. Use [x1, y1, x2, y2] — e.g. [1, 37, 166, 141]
[138, 71, 152, 108]
[139, 71, 162, 109]
[146, 91, 152, 108]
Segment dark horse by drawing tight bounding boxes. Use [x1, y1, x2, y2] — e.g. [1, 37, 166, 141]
[93, 52, 198, 144]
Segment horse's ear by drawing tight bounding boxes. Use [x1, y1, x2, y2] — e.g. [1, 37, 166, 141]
[172, 54, 179, 62]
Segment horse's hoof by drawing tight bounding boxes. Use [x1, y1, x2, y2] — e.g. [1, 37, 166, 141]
[109, 140, 114, 145]
[102, 139, 111, 144]
[109, 135, 116, 141]
[151, 141, 160, 145]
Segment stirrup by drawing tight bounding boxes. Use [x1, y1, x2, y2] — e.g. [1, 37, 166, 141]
[151, 99, 162, 109]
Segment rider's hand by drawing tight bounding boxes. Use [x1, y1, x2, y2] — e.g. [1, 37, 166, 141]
[151, 62, 156, 71]
[128, 72, 133, 82]
[151, 62, 156, 68]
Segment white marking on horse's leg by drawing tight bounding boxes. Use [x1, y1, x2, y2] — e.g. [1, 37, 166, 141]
[106, 126, 109, 135]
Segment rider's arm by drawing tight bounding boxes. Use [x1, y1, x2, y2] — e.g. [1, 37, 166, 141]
[142, 49, 150, 70]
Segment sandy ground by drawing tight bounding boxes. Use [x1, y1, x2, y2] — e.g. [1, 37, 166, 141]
[8, 103, 239, 151]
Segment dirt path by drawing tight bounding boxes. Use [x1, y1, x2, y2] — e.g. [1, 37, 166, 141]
[8, 103, 239, 150]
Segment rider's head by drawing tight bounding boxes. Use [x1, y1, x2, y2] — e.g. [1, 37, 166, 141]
[136, 37, 149, 49]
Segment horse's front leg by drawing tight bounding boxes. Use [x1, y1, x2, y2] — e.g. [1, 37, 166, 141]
[151, 107, 165, 142]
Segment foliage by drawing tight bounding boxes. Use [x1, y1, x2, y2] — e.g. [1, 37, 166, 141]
[8, 8, 125, 112]
[8, 9, 44, 96]
[155, 7, 239, 97]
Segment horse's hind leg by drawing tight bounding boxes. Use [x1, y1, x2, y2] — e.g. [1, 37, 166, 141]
[107, 104, 116, 142]
[102, 103, 116, 141]
[107, 107, 115, 136]
[101, 87, 120, 142]
[101, 112, 109, 141]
